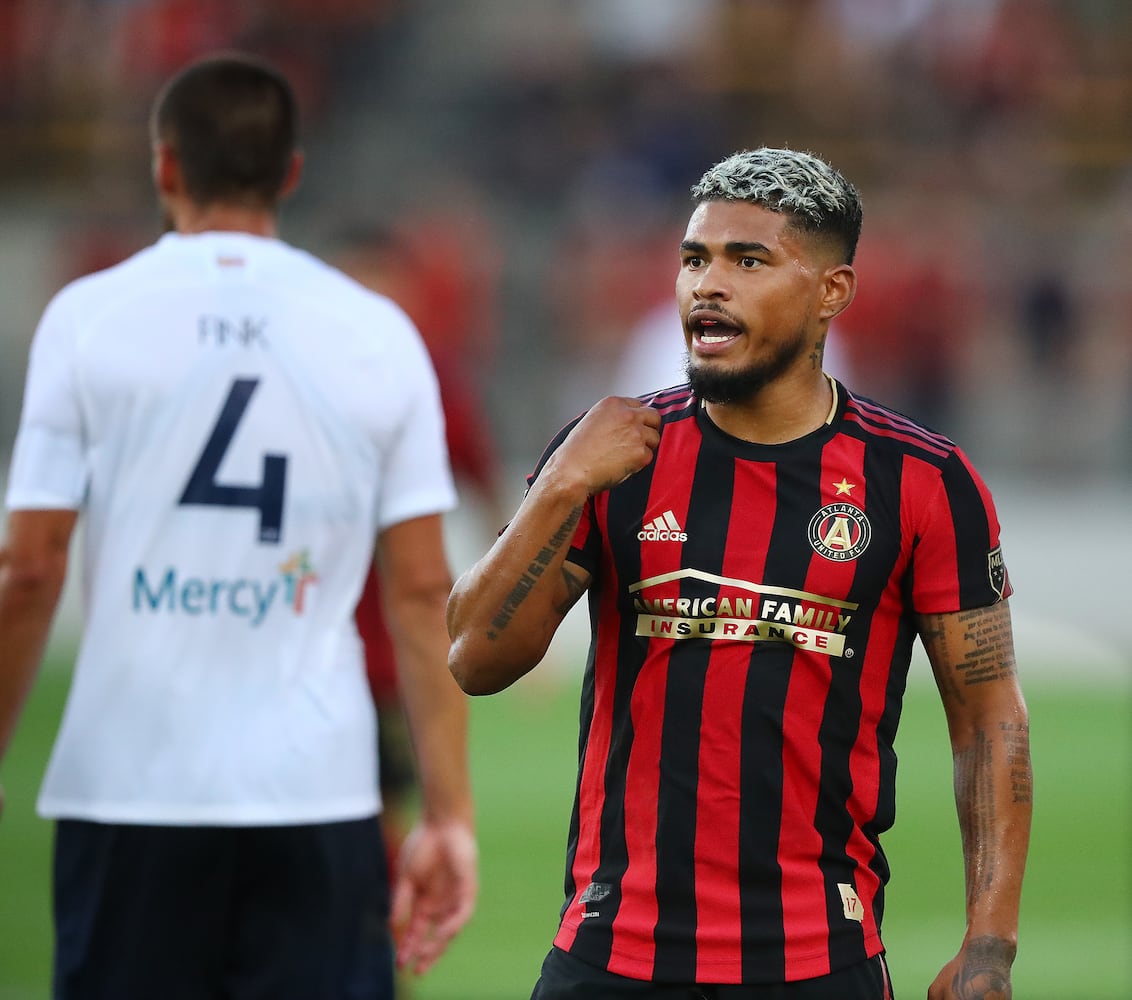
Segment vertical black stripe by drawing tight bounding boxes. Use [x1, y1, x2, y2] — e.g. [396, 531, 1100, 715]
[865, 610, 919, 935]
[558, 634, 595, 927]
[736, 445, 825, 979]
[942, 452, 994, 607]
[649, 441, 733, 978]
[573, 457, 657, 968]
[815, 440, 903, 969]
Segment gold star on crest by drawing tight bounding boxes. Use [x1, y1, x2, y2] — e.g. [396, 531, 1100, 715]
[833, 478, 856, 496]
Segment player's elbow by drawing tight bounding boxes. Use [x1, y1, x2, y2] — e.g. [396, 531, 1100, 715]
[0, 547, 68, 612]
[447, 637, 535, 696]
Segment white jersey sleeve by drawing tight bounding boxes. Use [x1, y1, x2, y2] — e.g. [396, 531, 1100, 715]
[7, 293, 88, 510]
[373, 316, 454, 532]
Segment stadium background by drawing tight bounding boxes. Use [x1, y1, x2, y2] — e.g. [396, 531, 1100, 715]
[0, 2, 1128, 997]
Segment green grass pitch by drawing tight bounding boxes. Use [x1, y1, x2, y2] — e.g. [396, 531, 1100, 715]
[1, 657, 1128, 999]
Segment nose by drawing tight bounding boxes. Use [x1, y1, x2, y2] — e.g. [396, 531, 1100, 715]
[691, 258, 729, 301]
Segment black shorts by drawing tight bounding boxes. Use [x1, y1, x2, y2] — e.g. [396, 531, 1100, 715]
[53, 816, 393, 1000]
[530, 946, 894, 1000]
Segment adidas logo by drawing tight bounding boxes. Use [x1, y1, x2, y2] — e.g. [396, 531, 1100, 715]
[638, 510, 688, 542]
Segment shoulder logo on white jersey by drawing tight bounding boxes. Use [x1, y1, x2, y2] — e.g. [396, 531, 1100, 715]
[638, 510, 688, 542]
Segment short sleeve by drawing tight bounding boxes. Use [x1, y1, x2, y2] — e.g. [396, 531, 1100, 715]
[910, 448, 1013, 614]
[5, 292, 88, 510]
[373, 323, 457, 530]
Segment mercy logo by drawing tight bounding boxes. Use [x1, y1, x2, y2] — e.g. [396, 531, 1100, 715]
[133, 549, 318, 627]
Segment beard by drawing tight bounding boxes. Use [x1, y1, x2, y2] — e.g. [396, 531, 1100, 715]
[685, 326, 810, 405]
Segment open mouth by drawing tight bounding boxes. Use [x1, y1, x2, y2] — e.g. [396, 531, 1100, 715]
[690, 311, 742, 346]
[698, 325, 739, 344]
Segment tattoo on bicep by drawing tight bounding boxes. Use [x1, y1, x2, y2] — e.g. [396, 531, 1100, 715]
[956, 607, 1016, 686]
[929, 607, 1017, 690]
[954, 731, 996, 900]
[950, 934, 1016, 999]
[921, 613, 966, 705]
[486, 506, 583, 640]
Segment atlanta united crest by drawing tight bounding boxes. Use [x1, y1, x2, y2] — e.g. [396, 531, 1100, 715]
[808, 502, 872, 562]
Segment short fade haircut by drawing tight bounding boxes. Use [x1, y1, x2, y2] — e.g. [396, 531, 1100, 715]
[692, 148, 863, 264]
[151, 52, 298, 209]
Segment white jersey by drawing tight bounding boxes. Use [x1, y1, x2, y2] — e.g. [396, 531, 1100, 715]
[6, 232, 457, 825]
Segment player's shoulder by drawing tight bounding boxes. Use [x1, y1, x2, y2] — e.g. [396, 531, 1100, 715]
[270, 243, 420, 334]
[838, 384, 960, 466]
[35, 242, 170, 341]
[48, 240, 164, 305]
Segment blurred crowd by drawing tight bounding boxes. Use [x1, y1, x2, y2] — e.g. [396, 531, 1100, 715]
[1, 0, 1131, 488]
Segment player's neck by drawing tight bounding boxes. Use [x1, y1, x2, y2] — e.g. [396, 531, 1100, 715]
[171, 202, 280, 238]
[702, 370, 836, 445]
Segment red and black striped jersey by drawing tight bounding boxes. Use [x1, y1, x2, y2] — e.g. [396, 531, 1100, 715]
[527, 380, 1011, 985]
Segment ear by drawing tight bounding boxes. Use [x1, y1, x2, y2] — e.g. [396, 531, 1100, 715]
[279, 150, 304, 200]
[152, 142, 181, 197]
[819, 264, 857, 322]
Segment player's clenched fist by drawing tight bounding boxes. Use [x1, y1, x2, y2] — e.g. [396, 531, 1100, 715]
[551, 396, 661, 496]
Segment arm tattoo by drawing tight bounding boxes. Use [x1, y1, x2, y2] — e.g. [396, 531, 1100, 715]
[920, 614, 966, 706]
[555, 563, 588, 616]
[921, 606, 1016, 696]
[954, 731, 997, 900]
[486, 506, 583, 639]
[953, 607, 1017, 687]
[951, 935, 1016, 999]
[1001, 721, 1033, 806]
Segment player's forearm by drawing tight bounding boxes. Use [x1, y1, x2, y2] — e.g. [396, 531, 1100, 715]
[388, 587, 474, 826]
[447, 472, 588, 695]
[951, 699, 1032, 946]
[401, 672, 473, 827]
[0, 548, 66, 761]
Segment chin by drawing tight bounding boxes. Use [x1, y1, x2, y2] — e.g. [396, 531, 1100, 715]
[687, 362, 763, 405]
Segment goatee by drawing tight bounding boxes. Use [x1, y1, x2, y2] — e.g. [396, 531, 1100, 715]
[685, 335, 806, 405]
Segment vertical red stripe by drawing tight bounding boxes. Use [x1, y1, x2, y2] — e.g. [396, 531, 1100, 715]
[834, 450, 917, 955]
[905, 455, 960, 609]
[693, 457, 776, 978]
[777, 658, 833, 979]
[554, 503, 618, 952]
[610, 422, 698, 973]
[778, 436, 867, 978]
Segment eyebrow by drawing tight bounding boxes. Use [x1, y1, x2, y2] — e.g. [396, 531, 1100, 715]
[679, 239, 773, 255]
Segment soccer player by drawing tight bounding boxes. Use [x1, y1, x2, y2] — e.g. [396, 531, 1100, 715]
[447, 148, 1031, 999]
[0, 53, 476, 999]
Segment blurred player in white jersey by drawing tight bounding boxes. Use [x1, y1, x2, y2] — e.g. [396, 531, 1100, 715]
[0, 52, 476, 999]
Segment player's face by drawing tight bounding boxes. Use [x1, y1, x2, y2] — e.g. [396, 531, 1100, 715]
[676, 199, 840, 404]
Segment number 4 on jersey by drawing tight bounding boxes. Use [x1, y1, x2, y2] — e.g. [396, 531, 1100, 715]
[179, 377, 287, 544]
